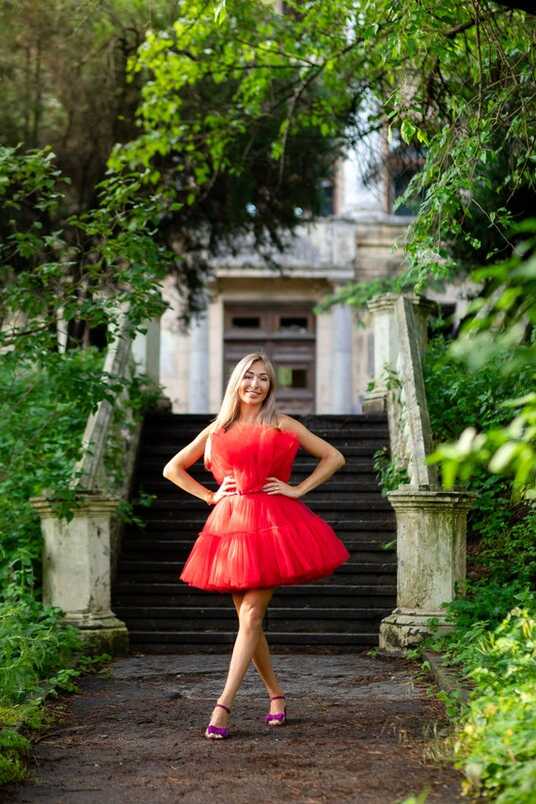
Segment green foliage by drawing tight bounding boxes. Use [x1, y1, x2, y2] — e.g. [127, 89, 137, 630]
[314, 278, 414, 321]
[372, 446, 409, 495]
[0, 574, 113, 785]
[432, 583, 536, 662]
[423, 335, 535, 585]
[426, 590, 536, 802]
[0, 346, 159, 592]
[399, 791, 430, 804]
[113, 0, 536, 290]
[0, 732, 29, 784]
[0, 578, 79, 784]
[476, 508, 536, 587]
[427, 223, 536, 500]
[424, 336, 531, 442]
[0, 580, 83, 706]
[0, 0, 178, 205]
[103, 0, 346, 283]
[446, 604, 536, 803]
[0, 145, 172, 356]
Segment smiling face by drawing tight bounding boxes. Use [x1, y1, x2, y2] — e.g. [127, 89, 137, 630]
[237, 359, 271, 409]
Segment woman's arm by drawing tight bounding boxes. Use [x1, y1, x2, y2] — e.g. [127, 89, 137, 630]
[162, 424, 220, 505]
[263, 415, 346, 498]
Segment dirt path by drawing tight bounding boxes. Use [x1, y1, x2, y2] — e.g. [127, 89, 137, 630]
[4, 651, 463, 804]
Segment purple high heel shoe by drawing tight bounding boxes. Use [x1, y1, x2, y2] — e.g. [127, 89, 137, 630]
[265, 695, 287, 726]
[205, 703, 231, 739]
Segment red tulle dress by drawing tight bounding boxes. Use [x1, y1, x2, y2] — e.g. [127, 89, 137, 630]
[179, 421, 350, 591]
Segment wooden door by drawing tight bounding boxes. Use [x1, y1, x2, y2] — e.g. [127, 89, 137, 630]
[223, 303, 316, 414]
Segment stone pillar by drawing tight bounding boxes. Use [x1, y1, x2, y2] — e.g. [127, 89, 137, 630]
[189, 311, 210, 412]
[132, 316, 161, 383]
[30, 495, 129, 656]
[316, 308, 332, 414]
[379, 488, 475, 654]
[208, 292, 224, 414]
[331, 300, 353, 414]
[144, 317, 161, 384]
[362, 293, 398, 413]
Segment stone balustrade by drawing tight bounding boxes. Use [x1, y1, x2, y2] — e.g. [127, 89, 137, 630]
[364, 293, 476, 653]
[30, 311, 163, 655]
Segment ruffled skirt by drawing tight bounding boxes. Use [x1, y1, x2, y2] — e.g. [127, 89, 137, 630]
[179, 492, 350, 591]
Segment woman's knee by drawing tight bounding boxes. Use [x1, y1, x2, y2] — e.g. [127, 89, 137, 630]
[232, 592, 245, 614]
[238, 603, 264, 630]
[238, 590, 272, 629]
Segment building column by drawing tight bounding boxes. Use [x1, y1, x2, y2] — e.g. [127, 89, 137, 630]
[132, 316, 161, 384]
[331, 299, 354, 414]
[208, 293, 223, 413]
[362, 293, 398, 413]
[189, 311, 210, 412]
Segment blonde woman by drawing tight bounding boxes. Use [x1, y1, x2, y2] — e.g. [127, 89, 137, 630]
[163, 352, 350, 739]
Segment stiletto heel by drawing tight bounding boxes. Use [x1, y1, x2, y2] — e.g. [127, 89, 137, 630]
[205, 703, 231, 739]
[265, 695, 287, 726]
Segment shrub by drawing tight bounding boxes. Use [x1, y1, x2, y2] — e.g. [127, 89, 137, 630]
[450, 606, 536, 803]
[0, 582, 82, 707]
[423, 336, 535, 587]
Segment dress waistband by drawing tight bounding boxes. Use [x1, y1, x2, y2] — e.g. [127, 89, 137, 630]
[229, 488, 265, 496]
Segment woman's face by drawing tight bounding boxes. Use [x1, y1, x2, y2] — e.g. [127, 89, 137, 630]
[238, 360, 270, 408]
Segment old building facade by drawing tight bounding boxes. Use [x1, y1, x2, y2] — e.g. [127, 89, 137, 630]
[158, 144, 471, 415]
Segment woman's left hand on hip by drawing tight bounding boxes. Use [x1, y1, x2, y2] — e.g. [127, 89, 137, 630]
[262, 476, 301, 498]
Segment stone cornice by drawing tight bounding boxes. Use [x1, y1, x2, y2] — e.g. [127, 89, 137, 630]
[387, 486, 477, 511]
[30, 494, 120, 517]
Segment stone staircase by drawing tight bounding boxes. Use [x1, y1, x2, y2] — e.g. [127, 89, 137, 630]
[112, 413, 397, 652]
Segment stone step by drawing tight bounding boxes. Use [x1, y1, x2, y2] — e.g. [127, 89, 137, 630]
[137, 457, 381, 476]
[113, 606, 390, 634]
[125, 526, 395, 540]
[144, 413, 388, 429]
[112, 412, 397, 651]
[112, 582, 397, 608]
[125, 630, 380, 647]
[131, 495, 394, 513]
[152, 445, 388, 461]
[142, 425, 390, 442]
[116, 560, 396, 584]
[139, 478, 384, 495]
[130, 513, 396, 529]
[143, 440, 388, 458]
[120, 538, 396, 562]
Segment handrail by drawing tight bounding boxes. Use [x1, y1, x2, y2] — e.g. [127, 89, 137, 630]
[393, 296, 438, 488]
[72, 306, 134, 493]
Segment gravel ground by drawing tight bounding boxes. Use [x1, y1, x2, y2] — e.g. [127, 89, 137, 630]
[3, 651, 463, 804]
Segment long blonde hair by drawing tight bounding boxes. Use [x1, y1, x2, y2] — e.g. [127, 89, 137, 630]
[210, 352, 280, 432]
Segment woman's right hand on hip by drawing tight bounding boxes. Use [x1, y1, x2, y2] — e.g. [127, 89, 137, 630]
[212, 475, 237, 503]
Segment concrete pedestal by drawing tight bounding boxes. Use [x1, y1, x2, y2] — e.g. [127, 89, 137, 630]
[30, 494, 129, 656]
[380, 487, 475, 654]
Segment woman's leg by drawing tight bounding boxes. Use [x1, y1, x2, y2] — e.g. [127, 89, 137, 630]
[206, 588, 276, 735]
[231, 593, 285, 708]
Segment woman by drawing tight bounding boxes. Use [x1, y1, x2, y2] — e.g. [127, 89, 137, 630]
[162, 352, 350, 739]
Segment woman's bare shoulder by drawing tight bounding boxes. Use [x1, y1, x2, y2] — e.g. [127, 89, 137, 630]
[276, 414, 302, 434]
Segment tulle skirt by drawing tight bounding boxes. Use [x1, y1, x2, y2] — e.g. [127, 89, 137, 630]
[179, 491, 350, 591]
